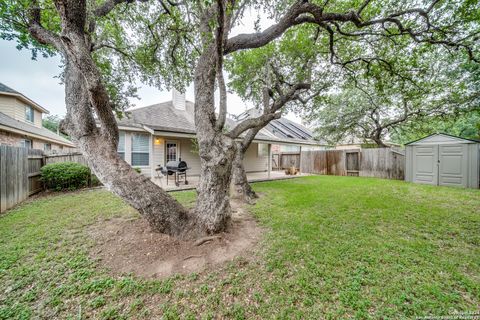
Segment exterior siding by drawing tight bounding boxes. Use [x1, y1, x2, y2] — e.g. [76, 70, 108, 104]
[33, 109, 43, 127]
[149, 137, 270, 177]
[244, 142, 269, 172]
[0, 96, 17, 119]
[0, 95, 43, 127]
[13, 99, 26, 123]
[179, 138, 201, 176]
[151, 136, 202, 176]
[152, 136, 165, 173]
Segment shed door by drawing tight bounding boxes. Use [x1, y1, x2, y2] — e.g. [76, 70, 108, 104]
[438, 144, 468, 187]
[412, 145, 438, 185]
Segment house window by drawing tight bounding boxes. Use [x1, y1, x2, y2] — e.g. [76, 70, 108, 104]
[166, 142, 178, 162]
[44, 143, 51, 151]
[131, 133, 149, 166]
[258, 143, 268, 157]
[20, 139, 32, 149]
[25, 106, 34, 122]
[118, 131, 125, 160]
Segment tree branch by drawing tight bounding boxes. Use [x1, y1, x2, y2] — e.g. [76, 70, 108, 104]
[27, 0, 62, 50]
[215, 0, 227, 131]
[227, 83, 310, 139]
[224, 0, 477, 62]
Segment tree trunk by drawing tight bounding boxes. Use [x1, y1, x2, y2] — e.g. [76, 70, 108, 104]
[194, 133, 236, 233]
[371, 129, 388, 148]
[63, 60, 200, 239]
[231, 143, 257, 203]
[192, 46, 236, 234]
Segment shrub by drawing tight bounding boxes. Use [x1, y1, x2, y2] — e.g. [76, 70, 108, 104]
[91, 174, 102, 187]
[133, 167, 142, 174]
[40, 162, 91, 191]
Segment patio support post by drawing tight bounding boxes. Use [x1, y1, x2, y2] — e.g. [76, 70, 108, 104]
[299, 146, 302, 173]
[268, 143, 272, 179]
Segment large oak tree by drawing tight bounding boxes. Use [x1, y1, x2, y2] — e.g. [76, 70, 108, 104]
[1, 0, 478, 238]
[303, 48, 480, 147]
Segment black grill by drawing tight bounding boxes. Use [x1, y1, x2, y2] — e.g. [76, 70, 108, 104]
[166, 160, 188, 173]
[157, 158, 189, 187]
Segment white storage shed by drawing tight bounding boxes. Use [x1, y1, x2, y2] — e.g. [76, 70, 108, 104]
[405, 133, 479, 189]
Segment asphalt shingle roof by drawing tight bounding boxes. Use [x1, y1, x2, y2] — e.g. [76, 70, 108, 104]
[0, 112, 73, 146]
[121, 101, 323, 145]
[0, 83, 20, 95]
[119, 101, 196, 134]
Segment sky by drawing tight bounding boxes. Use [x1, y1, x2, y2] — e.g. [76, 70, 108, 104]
[0, 7, 302, 123]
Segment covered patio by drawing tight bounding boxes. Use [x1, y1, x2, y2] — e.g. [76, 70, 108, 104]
[152, 170, 306, 191]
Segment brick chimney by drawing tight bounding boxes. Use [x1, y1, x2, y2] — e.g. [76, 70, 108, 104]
[172, 88, 186, 111]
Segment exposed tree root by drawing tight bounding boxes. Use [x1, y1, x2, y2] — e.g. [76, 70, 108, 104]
[194, 236, 222, 247]
[183, 254, 204, 261]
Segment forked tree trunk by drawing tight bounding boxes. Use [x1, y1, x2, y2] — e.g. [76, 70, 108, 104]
[231, 143, 257, 203]
[63, 61, 200, 239]
[192, 47, 236, 233]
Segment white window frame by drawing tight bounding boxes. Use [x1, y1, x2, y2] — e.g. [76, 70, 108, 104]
[44, 143, 51, 151]
[131, 133, 150, 167]
[25, 105, 34, 123]
[20, 139, 32, 149]
[117, 131, 126, 161]
[165, 140, 180, 163]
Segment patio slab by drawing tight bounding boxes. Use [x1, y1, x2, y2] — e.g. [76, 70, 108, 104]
[152, 170, 306, 191]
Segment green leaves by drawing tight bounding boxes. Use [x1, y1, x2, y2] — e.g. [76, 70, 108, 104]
[303, 44, 479, 145]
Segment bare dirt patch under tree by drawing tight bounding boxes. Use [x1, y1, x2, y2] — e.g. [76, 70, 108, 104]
[88, 200, 263, 278]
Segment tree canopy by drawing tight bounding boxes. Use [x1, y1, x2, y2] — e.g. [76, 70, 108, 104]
[302, 46, 480, 146]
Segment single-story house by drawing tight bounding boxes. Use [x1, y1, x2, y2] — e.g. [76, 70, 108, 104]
[0, 82, 75, 151]
[115, 90, 325, 178]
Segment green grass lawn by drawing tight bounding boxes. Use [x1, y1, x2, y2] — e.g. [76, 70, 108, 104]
[0, 176, 479, 319]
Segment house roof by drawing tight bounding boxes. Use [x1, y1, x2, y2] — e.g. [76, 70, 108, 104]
[0, 112, 74, 147]
[0, 82, 49, 114]
[234, 108, 325, 145]
[120, 101, 323, 146]
[120, 101, 196, 134]
[0, 83, 20, 95]
[405, 133, 480, 145]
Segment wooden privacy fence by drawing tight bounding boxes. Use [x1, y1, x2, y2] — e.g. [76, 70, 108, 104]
[0, 146, 86, 213]
[44, 152, 87, 166]
[0, 146, 28, 213]
[272, 152, 301, 170]
[300, 148, 405, 180]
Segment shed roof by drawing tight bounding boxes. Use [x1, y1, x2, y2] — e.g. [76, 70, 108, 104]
[405, 133, 480, 145]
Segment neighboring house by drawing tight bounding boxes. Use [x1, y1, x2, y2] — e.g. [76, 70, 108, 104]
[115, 90, 325, 177]
[0, 83, 74, 151]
